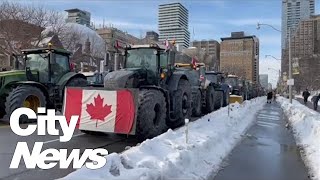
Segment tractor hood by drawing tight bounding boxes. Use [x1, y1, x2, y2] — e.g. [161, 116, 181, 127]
[104, 68, 157, 89]
[0, 70, 26, 77]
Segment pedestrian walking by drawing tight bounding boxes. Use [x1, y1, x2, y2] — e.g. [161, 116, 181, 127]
[273, 90, 276, 101]
[302, 89, 311, 105]
[312, 93, 320, 110]
[267, 91, 272, 103]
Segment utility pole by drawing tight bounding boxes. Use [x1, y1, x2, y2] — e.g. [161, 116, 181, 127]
[289, 28, 292, 103]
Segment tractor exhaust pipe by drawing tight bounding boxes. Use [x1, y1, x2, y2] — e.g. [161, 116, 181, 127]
[114, 53, 119, 71]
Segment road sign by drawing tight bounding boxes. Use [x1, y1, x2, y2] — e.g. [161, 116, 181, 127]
[287, 79, 294, 85]
[292, 57, 300, 75]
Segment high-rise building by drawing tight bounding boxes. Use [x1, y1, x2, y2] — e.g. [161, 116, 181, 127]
[259, 74, 269, 89]
[282, 15, 320, 91]
[281, 0, 315, 49]
[220, 32, 260, 84]
[192, 40, 220, 70]
[158, 3, 190, 50]
[65, 8, 91, 27]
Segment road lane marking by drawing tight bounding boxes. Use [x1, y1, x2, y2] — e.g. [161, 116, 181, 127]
[43, 133, 85, 144]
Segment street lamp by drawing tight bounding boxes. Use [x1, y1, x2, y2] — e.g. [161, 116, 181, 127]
[257, 22, 293, 103]
[265, 55, 281, 61]
[257, 23, 282, 32]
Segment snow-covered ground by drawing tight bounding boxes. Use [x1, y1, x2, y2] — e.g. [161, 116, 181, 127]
[61, 97, 265, 180]
[278, 97, 320, 180]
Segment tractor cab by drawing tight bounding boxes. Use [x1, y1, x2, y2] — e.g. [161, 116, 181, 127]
[21, 46, 72, 84]
[115, 43, 176, 87]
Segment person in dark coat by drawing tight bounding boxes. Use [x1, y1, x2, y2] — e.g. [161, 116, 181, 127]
[267, 91, 273, 103]
[312, 93, 320, 110]
[302, 89, 311, 104]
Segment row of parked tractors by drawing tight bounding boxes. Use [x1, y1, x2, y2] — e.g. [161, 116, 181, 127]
[0, 42, 263, 140]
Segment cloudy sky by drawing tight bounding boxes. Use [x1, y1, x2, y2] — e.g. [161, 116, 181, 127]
[16, 0, 320, 87]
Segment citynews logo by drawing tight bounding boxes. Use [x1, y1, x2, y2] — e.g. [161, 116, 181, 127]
[9, 107, 108, 170]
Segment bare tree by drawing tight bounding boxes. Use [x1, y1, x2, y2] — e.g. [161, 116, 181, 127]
[0, 1, 65, 57]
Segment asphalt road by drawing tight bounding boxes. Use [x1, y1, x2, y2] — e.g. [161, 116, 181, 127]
[212, 102, 309, 180]
[0, 115, 199, 180]
[0, 121, 140, 180]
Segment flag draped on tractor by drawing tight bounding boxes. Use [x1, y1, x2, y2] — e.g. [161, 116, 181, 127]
[63, 87, 135, 134]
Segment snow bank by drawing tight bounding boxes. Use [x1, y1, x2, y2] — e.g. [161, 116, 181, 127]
[61, 97, 266, 180]
[278, 97, 320, 180]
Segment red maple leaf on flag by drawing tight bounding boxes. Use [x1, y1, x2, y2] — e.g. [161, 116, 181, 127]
[86, 94, 112, 127]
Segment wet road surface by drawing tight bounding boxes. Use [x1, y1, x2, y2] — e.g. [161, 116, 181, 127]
[0, 122, 140, 180]
[213, 102, 309, 180]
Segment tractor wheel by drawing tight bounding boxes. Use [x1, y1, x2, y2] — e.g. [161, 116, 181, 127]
[5, 85, 46, 123]
[136, 89, 168, 140]
[214, 91, 224, 110]
[223, 89, 230, 107]
[205, 86, 215, 113]
[168, 79, 192, 129]
[192, 89, 202, 117]
[66, 77, 88, 87]
[0, 95, 6, 119]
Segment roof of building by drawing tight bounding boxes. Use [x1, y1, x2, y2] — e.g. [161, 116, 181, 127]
[221, 35, 257, 41]
[65, 8, 90, 14]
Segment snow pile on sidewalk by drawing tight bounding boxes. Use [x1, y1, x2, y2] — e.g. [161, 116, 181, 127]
[61, 97, 265, 180]
[278, 97, 320, 180]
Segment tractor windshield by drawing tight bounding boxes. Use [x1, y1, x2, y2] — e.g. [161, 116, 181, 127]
[125, 48, 158, 71]
[26, 53, 48, 72]
[226, 77, 238, 87]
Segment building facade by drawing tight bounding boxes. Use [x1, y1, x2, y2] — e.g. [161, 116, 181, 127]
[220, 32, 259, 85]
[158, 3, 190, 50]
[96, 27, 142, 70]
[282, 15, 320, 91]
[281, 0, 315, 49]
[259, 74, 269, 89]
[65, 8, 91, 27]
[192, 40, 220, 70]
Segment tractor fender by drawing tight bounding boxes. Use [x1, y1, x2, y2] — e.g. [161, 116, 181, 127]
[57, 72, 87, 90]
[167, 74, 188, 92]
[6, 81, 49, 99]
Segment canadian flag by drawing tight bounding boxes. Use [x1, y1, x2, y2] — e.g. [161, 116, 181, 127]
[63, 87, 136, 134]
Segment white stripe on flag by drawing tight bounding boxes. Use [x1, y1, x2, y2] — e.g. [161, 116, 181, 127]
[79, 90, 117, 132]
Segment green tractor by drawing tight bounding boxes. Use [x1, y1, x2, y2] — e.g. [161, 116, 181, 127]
[0, 47, 87, 123]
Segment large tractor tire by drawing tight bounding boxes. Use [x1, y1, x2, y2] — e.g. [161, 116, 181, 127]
[214, 91, 224, 110]
[223, 89, 230, 107]
[192, 89, 202, 117]
[205, 86, 215, 113]
[5, 85, 46, 123]
[0, 96, 6, 119]
[168, 79, 192, 129]
[66, 77, 88, 87]
[136, 89, 168, 140]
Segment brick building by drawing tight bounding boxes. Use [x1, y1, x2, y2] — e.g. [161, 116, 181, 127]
[220, 32, 260, 84]
[96, 27, 142, 70]
[192, 40, 220, 71]
[282, 15, 320, 91]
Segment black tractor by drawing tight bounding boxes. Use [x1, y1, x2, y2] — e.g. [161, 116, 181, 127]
[205, 71, 230, 108]
[0, 46, 87, 123]
[102, 43, 193, 139]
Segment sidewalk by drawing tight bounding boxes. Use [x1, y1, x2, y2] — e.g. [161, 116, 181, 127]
[213, 102, 309, 180]
[295, 97, 320, 113]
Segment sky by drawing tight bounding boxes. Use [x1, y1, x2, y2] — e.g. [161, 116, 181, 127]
[13, 0, 320, 87]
